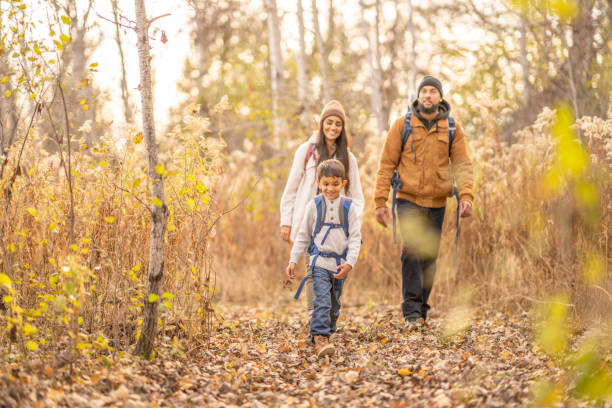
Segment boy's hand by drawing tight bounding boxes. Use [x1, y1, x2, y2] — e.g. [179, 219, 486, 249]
[286, 262, 297, 279]
[333, 264, 352, 279]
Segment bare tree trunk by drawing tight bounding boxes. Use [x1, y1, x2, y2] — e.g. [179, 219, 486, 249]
[133, 0, 169, 358]
[360, 0, 385, 136]
[312, 0, 330, 102]
[265, 0, 285, 139]
[111, 0, 132, 123]
[519, 15, 531, 110]
[296, 0, 309, 108]
[407, 0, 418, 98]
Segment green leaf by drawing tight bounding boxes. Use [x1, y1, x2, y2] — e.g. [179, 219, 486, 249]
[148, 293, 159, 303]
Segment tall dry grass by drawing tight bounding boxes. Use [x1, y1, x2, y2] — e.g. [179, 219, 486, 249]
[213, 105, 611, 322]
[0, 105, 224, 359]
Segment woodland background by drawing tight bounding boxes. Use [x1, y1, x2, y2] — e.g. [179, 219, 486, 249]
[0, 0, 611, 405]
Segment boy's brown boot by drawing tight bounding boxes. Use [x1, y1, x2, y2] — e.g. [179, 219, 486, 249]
[313, 335, 335, 358]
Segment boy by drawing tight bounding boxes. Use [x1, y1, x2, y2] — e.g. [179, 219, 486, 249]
[286, 159, 362, 358]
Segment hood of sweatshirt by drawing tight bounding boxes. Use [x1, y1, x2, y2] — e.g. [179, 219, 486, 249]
[410, 99, 451, 125]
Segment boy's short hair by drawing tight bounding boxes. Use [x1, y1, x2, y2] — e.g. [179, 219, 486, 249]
[317, 158, 345, 180]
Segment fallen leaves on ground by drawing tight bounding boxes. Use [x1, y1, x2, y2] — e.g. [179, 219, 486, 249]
[1, 305, 610, 407]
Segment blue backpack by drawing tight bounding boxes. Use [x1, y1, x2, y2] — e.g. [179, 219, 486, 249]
[390, 111, 460, 243]
[294, 195, 352, 299]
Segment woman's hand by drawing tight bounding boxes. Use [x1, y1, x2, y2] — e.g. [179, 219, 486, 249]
[459, 201, 472, 218]
[280, 226, 291, 243]
[286, 262, 297, 279]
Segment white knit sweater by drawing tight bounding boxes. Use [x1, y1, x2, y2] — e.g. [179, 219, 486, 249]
[280, 132, 364, 242]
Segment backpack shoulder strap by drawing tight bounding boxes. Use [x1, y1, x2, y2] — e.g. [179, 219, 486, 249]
[304, 143, 317, 170]
[313, 195, 325, 236]
[340, 197, 352, 237]
[401, 112, 412, 152]
[448, 116, 456, 157]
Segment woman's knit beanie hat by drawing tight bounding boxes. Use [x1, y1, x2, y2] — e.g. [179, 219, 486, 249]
[319, 100, 346, 125]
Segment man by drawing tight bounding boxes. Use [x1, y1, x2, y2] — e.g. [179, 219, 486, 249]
[374, 75, 474, 330]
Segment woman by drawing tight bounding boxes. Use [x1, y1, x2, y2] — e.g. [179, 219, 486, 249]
[280, 100, 364, 314]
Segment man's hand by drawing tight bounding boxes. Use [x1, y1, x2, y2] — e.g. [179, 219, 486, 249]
[333, 264, 352, 279]
[375, 207, 390, 227]
[459, 201, 472, 218]
[280, 226, 291, 243]
[286, 262, 297, 279]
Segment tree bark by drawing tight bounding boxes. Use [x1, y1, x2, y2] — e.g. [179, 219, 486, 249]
[296, 0, 309, 108]
[312, 0, 330, 102]
[407, 0, 418, 98]
[265, 0, 285, 139]
[360, 0, 385, 136]
[111, 0, 132, 123]
[519, 15, 531, 110]
[133, 0, 169, 358]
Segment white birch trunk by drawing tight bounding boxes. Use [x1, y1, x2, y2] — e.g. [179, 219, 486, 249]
[311, 0, 330, 102]
[296, 0, 309, 107]
[407, 0, 418, 99]
[133, 0, 169, 357]
[265, 0, 285, 139]
[360, 0, 385, 136]
[519, 15, 531, 109]
[111, 0, 132, 123]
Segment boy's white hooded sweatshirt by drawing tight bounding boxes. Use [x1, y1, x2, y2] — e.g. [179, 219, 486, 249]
[280, 132, 364, 243]
[290, 195, 362, 273]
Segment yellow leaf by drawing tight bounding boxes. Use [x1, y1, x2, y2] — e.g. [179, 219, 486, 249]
[81, 104, 89, 111]
[89, 62, 98, 67]
[397, 368, 412, 376]
[3, 295, 13, 303]
[61, 16, 72, 25]
[186, 198, 195, 211]
[60, 34, 71, 44]
[80, 99, 86, 105]
[0, 273, 13, 288]
[49, 258, 56, 265]
[148, 293, 159, 303]
[5, 90, 11, 98]
[104, 217, 115, 223]
[152, 197, 163, 207]
[27, 207, 37, 216]
[418, 369, 425, 377]
[1, 76, 8, 83]
[26, 341, 38, 351]
[133, 132, 143, 144]
[380, 338, 387, 344]
[155, 164, 165, 175]
[33, 45, 41, 55]
[23, 323, 38, 336]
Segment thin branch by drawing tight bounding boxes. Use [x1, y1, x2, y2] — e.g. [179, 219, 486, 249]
[110, 182, 152, 214]
[147, 13, 171, 28]
[96, 11, 136, 30]
[206, 176, 261, 233]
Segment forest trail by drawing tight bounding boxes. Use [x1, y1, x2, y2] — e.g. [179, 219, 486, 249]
[2, 304, 585, 408]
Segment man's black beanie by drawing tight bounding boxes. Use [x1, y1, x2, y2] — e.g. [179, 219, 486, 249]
[418, 76, 443, 98]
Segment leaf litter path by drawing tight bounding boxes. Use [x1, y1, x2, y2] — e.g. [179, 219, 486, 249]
[1, 305, 586, 407]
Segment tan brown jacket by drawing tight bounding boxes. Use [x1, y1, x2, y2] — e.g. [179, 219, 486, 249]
[374, 112, 474, 209]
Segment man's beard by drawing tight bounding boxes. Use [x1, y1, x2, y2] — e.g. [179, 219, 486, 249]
[418, 102, 438, 114]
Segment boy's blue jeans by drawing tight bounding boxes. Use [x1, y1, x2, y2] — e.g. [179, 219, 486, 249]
[310, 266, 345, 338]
